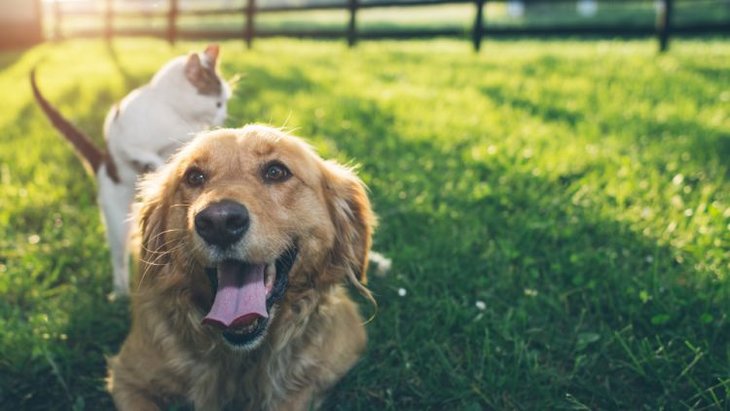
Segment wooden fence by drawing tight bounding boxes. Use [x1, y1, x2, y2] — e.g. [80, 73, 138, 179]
[49, 0, 730, 52]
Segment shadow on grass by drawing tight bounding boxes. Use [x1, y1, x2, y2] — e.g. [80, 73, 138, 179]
[481, 85, 583, 126]
[30, 79, 117, 147]
[225, 64, 316, 125]
[684, 60, 730, 84]
[479, 82, 730, 174]
[0, 49, 25, 71]
[0, 85, 129, 409]
[0, 296, 129, 410]
[310, 95, 726, 410]
[104, 42, 148, 91]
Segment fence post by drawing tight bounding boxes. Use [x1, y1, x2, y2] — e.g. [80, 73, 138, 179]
[168, 0, 178, 45]
[53, 0, 62, 41]
[105, 0, 113, 41]
[473, 0, 485, 52]
[244, 0, 255, 49]
[657, 0, 673, 52]
[347, 0, 358, 47]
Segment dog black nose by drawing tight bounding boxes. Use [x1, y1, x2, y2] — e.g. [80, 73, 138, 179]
[195, 200, 250, 247]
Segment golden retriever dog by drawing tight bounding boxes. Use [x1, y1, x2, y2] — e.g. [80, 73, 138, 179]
[107, 125, 375, 410]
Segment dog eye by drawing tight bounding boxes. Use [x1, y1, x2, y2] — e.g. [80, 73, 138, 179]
[216, 102, 222, 108]
[184, 168, 206, 187]
[263, 162, 291, 183]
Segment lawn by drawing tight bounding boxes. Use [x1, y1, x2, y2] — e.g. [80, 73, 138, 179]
[0, 38, 728, 410]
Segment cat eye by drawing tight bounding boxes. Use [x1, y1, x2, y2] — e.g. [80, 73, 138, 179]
[216, 102, 222, 108]
[184, 167, 206, 187]
[262, 162, 291, 183]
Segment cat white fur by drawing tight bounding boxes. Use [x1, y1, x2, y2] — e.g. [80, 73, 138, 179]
[32, 45, 231, 297]
[101, 47, 230, 296]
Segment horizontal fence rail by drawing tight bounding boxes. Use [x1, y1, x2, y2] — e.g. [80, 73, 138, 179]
[48, 0, 730, 52]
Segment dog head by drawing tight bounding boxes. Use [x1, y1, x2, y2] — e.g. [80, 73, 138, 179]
[136, 125, 373, 350]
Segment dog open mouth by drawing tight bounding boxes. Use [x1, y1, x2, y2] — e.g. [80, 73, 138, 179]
[203, 248, 298, 347]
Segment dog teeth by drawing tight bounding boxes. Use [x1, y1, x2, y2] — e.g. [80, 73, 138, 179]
[265, 263, 276, 289]
[231, 318, 260, 335]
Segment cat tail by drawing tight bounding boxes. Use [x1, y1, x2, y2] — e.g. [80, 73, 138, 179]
[30, 68, 116, 181]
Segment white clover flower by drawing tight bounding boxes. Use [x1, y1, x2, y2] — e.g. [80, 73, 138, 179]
[672, 173, 684, 186]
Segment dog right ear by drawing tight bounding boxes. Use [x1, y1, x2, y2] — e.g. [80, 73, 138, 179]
[320, 160, 376, 305]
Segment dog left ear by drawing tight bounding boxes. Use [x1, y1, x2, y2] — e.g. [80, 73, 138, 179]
[322, 161, 375, 294]
[135, 169, 175, 285]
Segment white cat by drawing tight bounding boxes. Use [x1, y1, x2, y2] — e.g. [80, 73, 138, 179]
[31, 44, 231, 297]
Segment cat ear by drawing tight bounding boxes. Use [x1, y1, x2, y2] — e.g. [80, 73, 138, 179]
[184, 53, 203, 82]
[204, 44, 220, 65]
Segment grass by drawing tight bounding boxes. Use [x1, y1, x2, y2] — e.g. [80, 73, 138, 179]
[0, 37, 728, 410]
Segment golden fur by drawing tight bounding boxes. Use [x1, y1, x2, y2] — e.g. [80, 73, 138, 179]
[108, 125, 375, 410]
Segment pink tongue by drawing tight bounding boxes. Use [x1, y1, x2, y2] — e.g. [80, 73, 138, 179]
[202, 261, 268, 328]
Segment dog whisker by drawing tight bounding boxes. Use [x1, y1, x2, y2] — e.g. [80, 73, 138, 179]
[142, 237, 186, 263]
[139, 234, 184, 257]
[150, 227, 185, 238]
[137, 238, 188, 288]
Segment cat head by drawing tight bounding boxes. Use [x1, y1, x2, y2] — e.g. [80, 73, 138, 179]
[185, 44, 230, 127]
[151, 44, 231, 127]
